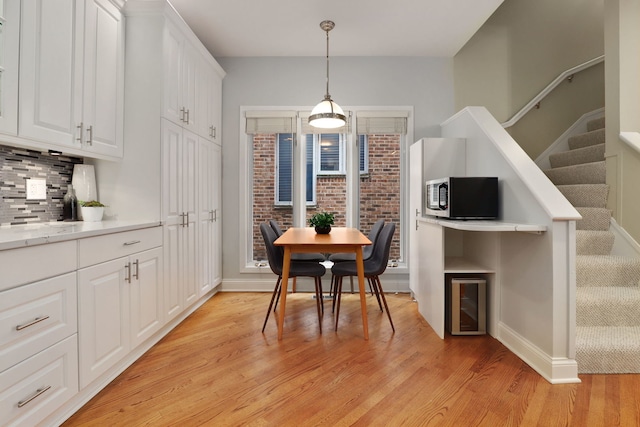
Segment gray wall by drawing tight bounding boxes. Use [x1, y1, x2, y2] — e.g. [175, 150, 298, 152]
[454, 0, 604, 158]
[217, 56, 455, 284]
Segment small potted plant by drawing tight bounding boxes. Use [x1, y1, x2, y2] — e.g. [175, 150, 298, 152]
[78, 200, 106, 222]
[309, 211, 335, 234]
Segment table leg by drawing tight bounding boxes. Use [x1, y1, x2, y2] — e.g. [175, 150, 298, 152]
[278, 246, 291, 340]
[355, 246, 369, 340]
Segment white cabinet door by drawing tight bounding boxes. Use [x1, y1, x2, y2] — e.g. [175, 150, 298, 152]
[211, 143, 222, 286]
[82, 0, 124, 157]
[19, 0, 84, 147]
[182, 129, 199, 307]
[198, 138, 214, 296]
[129, 247, 163, 348]
[77, 257, 129, 388]
[198, 60, 222, 142]
[409, 141, 423, 296]
[162, 120, 199, 317]
[0, 0, 20, 135]
[162, 20, 198, 131]
[197, 138, 221, 296]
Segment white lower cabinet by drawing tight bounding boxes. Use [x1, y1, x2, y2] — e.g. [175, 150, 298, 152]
[77, 228, 163, 389]
[0, 335, 79, 427]
[0, 246, 78, 427]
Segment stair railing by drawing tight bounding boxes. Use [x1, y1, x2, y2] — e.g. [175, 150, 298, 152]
[501, 55, 604, 129]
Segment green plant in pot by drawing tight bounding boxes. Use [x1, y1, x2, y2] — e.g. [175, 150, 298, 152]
[78, 200, 106, 222]
[309, 211, 335, 234]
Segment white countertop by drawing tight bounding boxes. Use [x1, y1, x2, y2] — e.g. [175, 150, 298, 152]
[418, 216, 547, 233]
[0, 220, 162, 251]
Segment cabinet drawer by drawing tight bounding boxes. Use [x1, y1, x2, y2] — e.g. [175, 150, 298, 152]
[0, 335, 78, 427]
[0, 273, 77, 373]
[78, 226, 162, 268]
[0, 241, 77, 292]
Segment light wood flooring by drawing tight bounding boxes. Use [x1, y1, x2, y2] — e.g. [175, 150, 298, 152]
[63, 291, 640, 426]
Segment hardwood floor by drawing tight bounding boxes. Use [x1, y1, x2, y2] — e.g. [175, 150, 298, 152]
[63, 292, 640, 426]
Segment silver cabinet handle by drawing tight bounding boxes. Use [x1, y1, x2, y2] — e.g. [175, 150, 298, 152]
[180, 107, 186, 122]
[209, 125, 216, 138]
[18, 386, 51, 408]
[76, 122, 84, 143]
[185, 212, 190, 227]
[86, 125, 93, 145]
[180, 212, 186, 227]
[123, 240, 141, 246]
[185, 109, 190, 124]
[125, 262, 131, 283]
[16, 315, 50, 331]
[133, 259, 139, 280]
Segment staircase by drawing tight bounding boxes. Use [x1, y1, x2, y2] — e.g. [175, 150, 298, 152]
[544, 117, 640, 373]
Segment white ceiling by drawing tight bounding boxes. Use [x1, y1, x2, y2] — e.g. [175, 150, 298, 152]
[167, 0, 504, 58]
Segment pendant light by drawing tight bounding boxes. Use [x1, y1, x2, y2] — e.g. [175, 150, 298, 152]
[309, 20, 346, 129]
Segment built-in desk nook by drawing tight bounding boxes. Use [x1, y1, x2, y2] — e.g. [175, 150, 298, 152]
[409, 108, 581, 383]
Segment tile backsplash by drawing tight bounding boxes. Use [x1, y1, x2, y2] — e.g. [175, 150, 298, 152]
[0, 144, 83, 226]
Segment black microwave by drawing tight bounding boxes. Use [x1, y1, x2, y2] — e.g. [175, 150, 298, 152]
[425, 177, 498, 219]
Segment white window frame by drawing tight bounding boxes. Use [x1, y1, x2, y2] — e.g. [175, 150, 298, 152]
[315, 133, 346, 175]
[239, 106, 413, 273]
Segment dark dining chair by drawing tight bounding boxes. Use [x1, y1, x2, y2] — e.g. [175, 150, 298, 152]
[269, 219, 326, 293]
[331, 222, 396, 332]
[329, 219, 385, 296]
[260, 223, 325, 333]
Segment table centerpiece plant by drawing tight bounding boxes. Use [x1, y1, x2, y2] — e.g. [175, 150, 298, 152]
[309, 211, 335, 234]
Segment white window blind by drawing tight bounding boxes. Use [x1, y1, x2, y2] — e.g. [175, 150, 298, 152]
[245, 110, 296, 134]
[356, 111, 409, 135]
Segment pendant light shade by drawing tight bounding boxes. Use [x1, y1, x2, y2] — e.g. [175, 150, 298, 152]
[309, 20, 346, 129]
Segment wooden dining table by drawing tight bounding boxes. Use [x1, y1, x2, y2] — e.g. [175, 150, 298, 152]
[274, 227, 372, 340]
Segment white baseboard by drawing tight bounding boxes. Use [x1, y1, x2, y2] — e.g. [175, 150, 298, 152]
[220, 277, 410, 293]
[497, 322, 580, 384]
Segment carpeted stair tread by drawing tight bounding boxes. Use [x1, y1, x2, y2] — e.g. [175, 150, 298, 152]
[576, 326, 640, 373]
[544, 161, 605, 185]
[577, 286, 640, 326]
[577, 255, 640, 287]
[576, 230, 614, 255]
[575, 207, 611, 231]
[549, 143, 605, 168]
[568, 128, 605, 150]
[557, 184, 609, 207]
[587, 117, 605, 132]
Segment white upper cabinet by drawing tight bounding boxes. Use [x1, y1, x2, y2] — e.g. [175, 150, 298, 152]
[18, 0, 124, 158]
[19, 0, 84, 148]
[198, 59, 223, 143]
[0, 0, 20, 135]
[81, 0, 125, 158]
[163, 19, 199, 133]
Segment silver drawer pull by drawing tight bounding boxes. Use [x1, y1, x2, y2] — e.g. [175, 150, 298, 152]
[18, 385, 51, 408]
[123, 240, 141, 246]
[16, 316, 50, 331]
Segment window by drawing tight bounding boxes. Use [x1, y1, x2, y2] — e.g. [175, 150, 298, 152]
[275, 133, 315, 206]
[243, 108, 411, 270]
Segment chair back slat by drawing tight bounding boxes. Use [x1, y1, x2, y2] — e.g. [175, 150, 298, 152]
[260, 223, 283, 276]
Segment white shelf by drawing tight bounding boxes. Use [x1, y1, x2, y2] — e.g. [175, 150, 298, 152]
[445, 257, 495, 273]
[419, 216, 546, 233]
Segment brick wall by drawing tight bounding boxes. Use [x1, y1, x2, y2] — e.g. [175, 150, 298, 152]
[252, 134, 401, 262]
